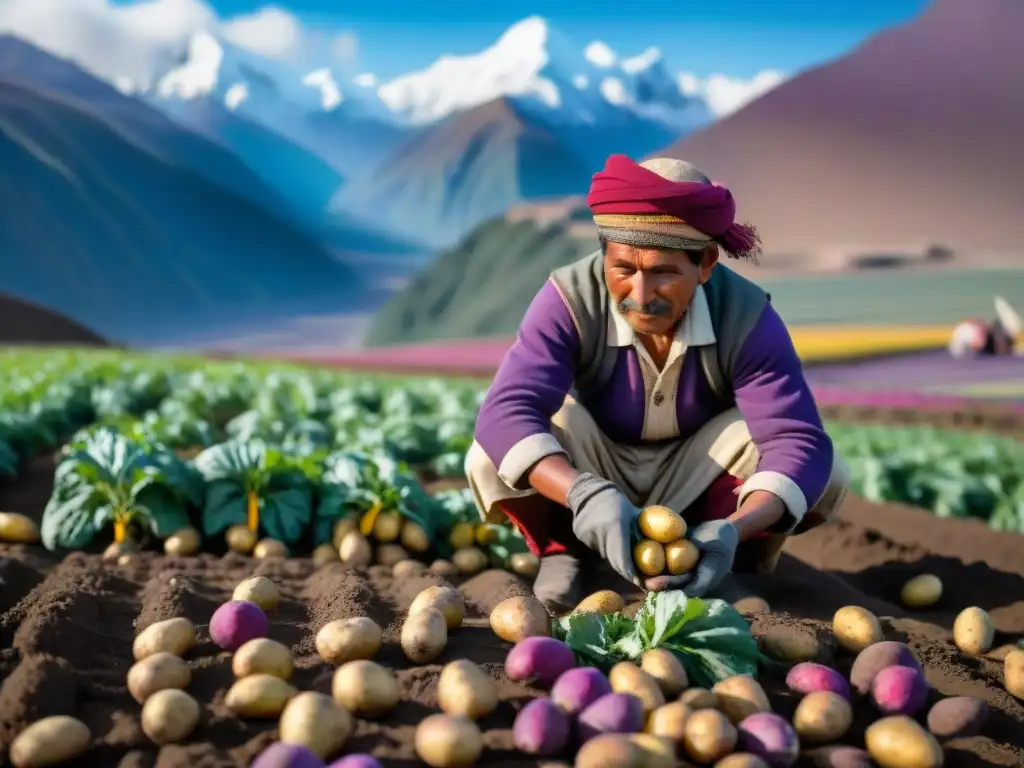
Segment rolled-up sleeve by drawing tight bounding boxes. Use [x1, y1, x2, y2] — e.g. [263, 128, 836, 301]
[731, 303, 833, 530]
[473, 280, 580, 489]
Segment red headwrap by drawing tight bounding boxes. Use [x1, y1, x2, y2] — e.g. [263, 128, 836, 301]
[587, 154, 761, 260]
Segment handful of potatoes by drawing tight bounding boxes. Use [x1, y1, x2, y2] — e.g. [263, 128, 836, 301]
[633, 506, 700, 578]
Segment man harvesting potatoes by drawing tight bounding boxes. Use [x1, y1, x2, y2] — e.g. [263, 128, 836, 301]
[464, 155, 850, 614]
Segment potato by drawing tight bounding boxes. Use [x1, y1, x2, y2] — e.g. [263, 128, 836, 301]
[646, 700, 692, 739]
[577, 692, 645, 742]
[759, 626, 821, 663]
[437, 660, 498, 719]
[140, 688, 201, 745]
[900, 574, 942, 608]
[376, 543, 408, 567]
[449, 522, 476, 550]
[339, 531, 373, 566]
[637, 505, 686, 543]
[712, 675, 771, 724]
[372, 510, 403, 542]
[738, 712, 799, 767]
[785, 662, 851, 700]
[415, 713, 484, 767]
[409, 585, 466, 629]
[574, 590, 625, 615]
[278, 691, 353, 758]
[401, 608, 448, 663]
[850, 642, 921, 696]
[872, 665, 929, 716]
[1005, 649, 1024, 699]
[832, 605, 884, 654]
[233, 638, 294, 680]
[865, 715, 944, 768]
[715, 755, 770, 768]
[9, 715, 91, 768]
[474, 523, 502, 546]
[163, 526, 200, 556]
[510, 551, 540, 578]
[680, 687, 719, 710]
[633, 539, 666, 577]
[254, 538, 288, 559]
[210, 600, 269, 651]
[793, 691, 853, 743]
[490, 595, 551, 642]
[430, 559, 458, 577]
[393, 558, 426, 579]
[806, 746, 874, 768]
[330, 755, 384, 768]
[452, 545, 488, 575]
[103, 540, 138, 562]
[226, 673, 297, 717]
[628, 733, 679, 765]
[575, 734, 653, 768]
[127, 651, 191, 703]
[312, 543, 338, 566]
[315, 616, 382, 665]
[0, 511, 41, 544]
[226, 524, 257, 553]
[332, 516, 359, 548]
[233, 576, 280, 611]
[640, 649, 688, 696]
[733, 597, 772, 615]
[513, 697, 571, 756]
[251, 742, 325, 768]
[506, 636, 576, 687]
[926, 696, 989, 739]
[609, 662, 666, 715]
[400, 519, 431, 553]
[133, 617, 197, 661]
[551, 666, 612, 716]
[683, 708, 738, 764]
[665, 539, 700, 575]
[952, 606, 995, 655]
[332, 660, 400, 717]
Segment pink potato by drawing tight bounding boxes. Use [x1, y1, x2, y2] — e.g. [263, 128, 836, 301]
[513, 697, 571, 756]
[738, 712, 800, 767]
[785, 662, 851, 700]
[871, 665, 929, 716]
[850, 641, 921, 695]
[251, 743, 325, 768]
[576, 692, 645, 743]
[209, 600, 269, 652]
[505, 636, 576, 687]
[550, 667, 613, 716]
[327, 756, 384, 768]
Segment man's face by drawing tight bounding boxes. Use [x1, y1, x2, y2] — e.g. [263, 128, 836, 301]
[603, 240, 719, 336]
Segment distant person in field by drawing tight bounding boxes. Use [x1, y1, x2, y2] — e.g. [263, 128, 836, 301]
[948, 296, 1023, 359]
[465, 155, 850, 613]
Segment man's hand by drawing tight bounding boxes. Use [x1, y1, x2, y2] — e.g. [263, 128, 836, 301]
[566, 472, 641, 586]
[645, 520, 738, 596]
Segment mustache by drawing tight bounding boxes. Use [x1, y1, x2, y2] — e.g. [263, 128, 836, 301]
[617, 297, 673, 316]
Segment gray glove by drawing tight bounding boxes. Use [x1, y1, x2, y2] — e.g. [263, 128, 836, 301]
[645, 520, 739, 597]
[566, 472, 641, 586]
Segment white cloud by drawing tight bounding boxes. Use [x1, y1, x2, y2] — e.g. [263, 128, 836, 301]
[584, 40, 616, 68]
[353, 72, 377, 88]
[221, 6, 302, 60]
[677, 69, 787, 117]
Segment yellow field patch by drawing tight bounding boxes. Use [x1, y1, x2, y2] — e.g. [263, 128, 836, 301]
[790, 325, 952, 362]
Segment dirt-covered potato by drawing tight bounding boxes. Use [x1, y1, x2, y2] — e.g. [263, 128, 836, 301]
[510, 552, 540, 578]
[609, 661, 666, 715]
[665, 539, 700, 575]
[490, 595, 551, 642]
[681, 688, 720, 710]
[332, 516, 359, 549]
[127, 651, 191, 703]
[401, 608, 448, 663]
[865, 715, 944, 768]
[759, 626, 821, 663]
[448, 522, 476, 550]
[952, 606, 995, 655]
[415, 713, 484, 767]
[452, 546, 488, 575]
[574, 590, 625, 615]
[793, 691, 853, 743]
[332, 660, 400, 717]
[140, 688, 201, 745]
[225, 674, 297, 718]
[312, 543, 339, 566]
[393, 559, 427, 579]
[103, 540, 139, 562]
[9, 715, 91, 768]
[640, 649, 689, 696]
[339, 531, 373, 567]
[900, 574, 942, 608]
[684, 708, 738, 764]
[225, 524, 257, 553]
[806, 746, 874, 768]
[926, 696, 988, 739]
[315, 617, 383, 664]
[409, 585, 465, 629]
[133, 617, 197, 661]
[376, 543, 408, 567]
[437, 660, 498, 719]
[1004, 649, 1024, 700]
[278, 691, 354, 758]
[633, 539, 666, 576]
[400, 519, 431, 553]
[712, 675, 771, 724]
[638, 505, 686, 544]
[163, 526, 200, 556]
[430, 559, 458, 577]
[832, 606, 884, 654]
[645, 701, 692, 740]
[232, 638, 294, 680]
[733, 597, 772, 615]
[0, 511, 40, 544]
[372, 510, 403, 542]
[715, 755, 771, 768]
[232, 576, 280, 611]
[253, 538, 288, 559]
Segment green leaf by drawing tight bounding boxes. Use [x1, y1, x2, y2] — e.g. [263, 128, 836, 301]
[40, 480, 102, 550]
[201, 480, 247, 536]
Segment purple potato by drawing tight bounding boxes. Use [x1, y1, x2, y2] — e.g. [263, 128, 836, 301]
[738, 712, 800, 767]
[785, 662, 851, 700]
[806, 746, 874, 768]
[513, 697, 571, 756]
[926, 696, 989, 739]
[327, 756, 384, 768]
[251, 742, 326, 768]
[209, 600, 269, 652]
[550, 667, 613, 716]
[850, 641, 921, 695]
[576, 692, 645, 743]
[505, 636, 576, 687]
[871, 665, 929, 716]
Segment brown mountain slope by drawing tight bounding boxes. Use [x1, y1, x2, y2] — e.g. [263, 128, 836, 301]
[0, 294, 107, 345]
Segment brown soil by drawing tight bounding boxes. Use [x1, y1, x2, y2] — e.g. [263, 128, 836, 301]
[0, 295, 108, 346]
[0, 457, 1022, 766]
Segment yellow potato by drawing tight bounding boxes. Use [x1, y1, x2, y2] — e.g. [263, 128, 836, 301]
[436, 660, 498, 719]
[575, 734, 654, 768]
[634, 539, 666, 577]
[140, 688, 201, 745]
[339, 531, 373, 567]
[133, 617, 197, 661]
[393, 559, 426, 579]
[127, 652, 191, 704]
[641, 648, 689, 696]
[832, 605, 884, 653]
[103, 540, 137, 562]
[733, 597, 771, 615]
[332, 660, 400, 718]
[952, 606, 995, 656]
[430, 559, 458, 577]
[401, 608, 448, 663]
[793, 691, 853, 743]
[711, 675, 771, 724]
[225, 524, 257, 553]
[509, 552, 540, 578]
[475, 523, 502, 546]
[665, 538, 700, 575]
[680, 687, 719, 710]
[372, 510, 403, 542]
[376, 543, 409, 567]
[400, 519, 431, 553]
[759, 626, 821, 663]
[638, 505, 686, 544]
[609, 661, 666, 715]
[232, 638, 293, 680]
[714, 755, 770, 768]
[1005, 649, 1024, 699]
[312, 543, 339, 566]
[452, 546, 488, 575]
[332, 516, 359, 549]
[0, 512, 40, 544]
[448, 522, 476, 550]
[278, 691, 353, 758]
[646, 700, 692, 739]
[9, 716, 91, 768]
[489, 595, 551, 642]
[865, 715, 944, 768]
[574, 590, 625, 615]
[409, 585, 466, 629]
[163, 526, 200, 556]
[414, 713, 484, 768]
[315, 617, 383, 664]
[254, 538, 287, 559]
[683, 708, 738, 764]
[627, 733, 679, 766]
[232, 576, 280, 611]
[225, 674, 297, 718]
[900, 574, 943, 608]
